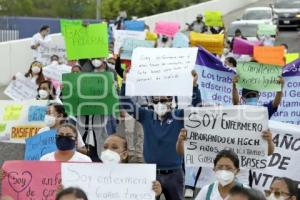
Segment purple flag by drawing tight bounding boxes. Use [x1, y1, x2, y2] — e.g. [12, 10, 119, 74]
[282, 58, 300, 77]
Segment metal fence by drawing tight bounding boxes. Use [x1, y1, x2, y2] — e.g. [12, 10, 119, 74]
[0, 29, 19, 42]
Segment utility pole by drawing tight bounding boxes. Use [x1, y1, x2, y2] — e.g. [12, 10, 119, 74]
[96, 0, 101, 20]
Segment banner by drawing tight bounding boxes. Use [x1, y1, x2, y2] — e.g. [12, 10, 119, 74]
[172, 32, 189, 48]
[62, 72, 119, 116]
[204, 11, 223, 27]
[1, 161, 61, 200]
[254, 46, 285, 66]
[257, 24, 277, 36]
[233, 38, 255, 55]
[184, 106, 269, 169]
[24, 129, 57, 160]
[64, 23, 109, 60]
[4, 73, 38, 101]
[126, 47, 198, 96]
[0, 100, 47, 141]
[252, 121, 300, 190]
[38, 43, 67, 66]
[60, 19, 82, 36]
[62, 163, 156, 200]
[237, 62, 282, 92]
[154, 21, 180, 37]
[285, 53, 299, 64]
[121, 39, 155, 60]
[190, 32, 224, 55]
[43, 64, 72, 82]
[113, 30, 146, 54]
[124, 20, 145, 31]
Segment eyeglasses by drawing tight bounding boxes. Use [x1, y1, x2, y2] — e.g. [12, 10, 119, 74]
[152, 99, 171, 104]
[264, 190, 290, 198]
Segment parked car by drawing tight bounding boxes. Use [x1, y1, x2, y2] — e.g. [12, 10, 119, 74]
[242, 7, 276, 25]
[272, 0, 300, 28]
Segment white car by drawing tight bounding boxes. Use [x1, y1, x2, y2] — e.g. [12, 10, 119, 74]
[227, 21, 259, 43]
[241, 7, 276, 25]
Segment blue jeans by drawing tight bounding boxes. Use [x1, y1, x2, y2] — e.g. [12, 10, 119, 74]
[156, 169, 184, 200]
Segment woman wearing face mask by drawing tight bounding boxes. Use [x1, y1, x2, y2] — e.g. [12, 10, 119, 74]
[38, 103, 86, 154]
[265, 177, 298, 200]
[37, 80, 62, 104]
[195, 150, 243, 200]
[101, 134, 162, 197]
[40, 123, 91, 162]
[15, 61, 45, 86]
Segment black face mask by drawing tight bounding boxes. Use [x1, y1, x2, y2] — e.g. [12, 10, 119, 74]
[162, 37, 168, 43]
[56, 135, 76, 151]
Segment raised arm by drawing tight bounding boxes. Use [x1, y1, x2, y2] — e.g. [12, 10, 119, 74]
[176, 128, 187, 156]
[191, 70, 202, 107]
[232, 75, 240, 105]
[272, 77, 284, 108]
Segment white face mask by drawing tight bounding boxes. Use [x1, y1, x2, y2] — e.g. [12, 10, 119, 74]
[44, 114, 56, 127]
[38, 89, 49, 99]
[153, 103, 169, 117]
[101, 149, 121, 164]
[107, 63, 115, 69]
[51, 60, 59, 66]
[266, 193, 286, 200]
[31, 66, 41, 74]
[215, 170, 235, 186]
[92, 59, 103, 68]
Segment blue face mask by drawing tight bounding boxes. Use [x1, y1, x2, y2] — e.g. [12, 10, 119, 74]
[245, 97, 258, 106]
[56, 135, 76, 151]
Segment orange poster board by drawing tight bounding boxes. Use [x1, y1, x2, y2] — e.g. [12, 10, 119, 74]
[253, 46, 285, 66]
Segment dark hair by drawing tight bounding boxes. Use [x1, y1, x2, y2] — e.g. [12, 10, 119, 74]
[25, 61, 45, 85]
[49, 103, 68, 118]
[214, 149, 239, 169]
[242, 88, 259, 99]
[271, 177, 298, 197]
[235, 29, 242, 35]
[38, 80, 56, 100]
[72, 65, 82, 71]
[40, 25, 50, 32]
[230, 186, 266, 200]
[225, 57, 237, 67]
[281, 43, 288, 50]
[50, 55, 59, 61]
[57, 123, 78, 138]
[56, 187, 88, 200]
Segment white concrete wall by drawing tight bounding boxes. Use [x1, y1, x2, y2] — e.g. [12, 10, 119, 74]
[0, 0, 258, 86]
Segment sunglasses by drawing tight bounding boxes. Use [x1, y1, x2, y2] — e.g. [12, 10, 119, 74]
[264, 190, 290, 198]
[152, 99, 171, 104]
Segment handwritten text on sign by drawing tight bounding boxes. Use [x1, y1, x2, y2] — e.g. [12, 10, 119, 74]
[62, 163, 156, 200]
[126, 47, 198, 96]
[1, 161, 61, 200]
[237, 62, 282, 92]
[252, 121, 300, 190]
[184, 106, 268, 169]
[113, 30, 146, 54]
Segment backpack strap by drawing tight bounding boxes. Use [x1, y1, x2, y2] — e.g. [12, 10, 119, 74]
[206, 183, 214, 200]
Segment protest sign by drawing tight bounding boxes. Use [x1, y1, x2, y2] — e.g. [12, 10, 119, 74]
[126, 47, 198, 96]
[37, 43, 66, 66]
[4, 73, 38, 101]
[254, 46, 285, 66]
[121, 39, 154, 60]
[252, 121, 300, 190]
[257, 24, 277, 36]
[204, 11, 223, 27]
[24, 129, 57, 160]
[172, 32, 189, 48]
[233, 38, 255, 55]
[62, 72, 119, 116]
[0, 100, 47, 141]
[184, 106, 269, 169]
[124, 20, 145, 31]
[237, 62, 282, 92]
[113, 30, 146, 54]
[60, 19, 82, 35]
[62, 163, 156, 200]
[43, 64, 72, 82]
[154, 21, 180, 37]
[285, 53, 299, 64]
[190, 32, 224, 55]
[1, 161, 61, 200]
[64, 23, 109, 60]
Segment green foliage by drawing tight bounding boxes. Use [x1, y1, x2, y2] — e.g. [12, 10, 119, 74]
[0, 0, 210, 19]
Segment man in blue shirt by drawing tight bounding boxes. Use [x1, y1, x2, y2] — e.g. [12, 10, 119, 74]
[120, 70, 202, 200]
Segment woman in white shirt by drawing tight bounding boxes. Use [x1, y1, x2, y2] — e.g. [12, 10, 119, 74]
[40, 123, 91, 162]
[36, 80, 62, 104]
[195, 150, 242, 200]
[31, 25, 52, 63]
